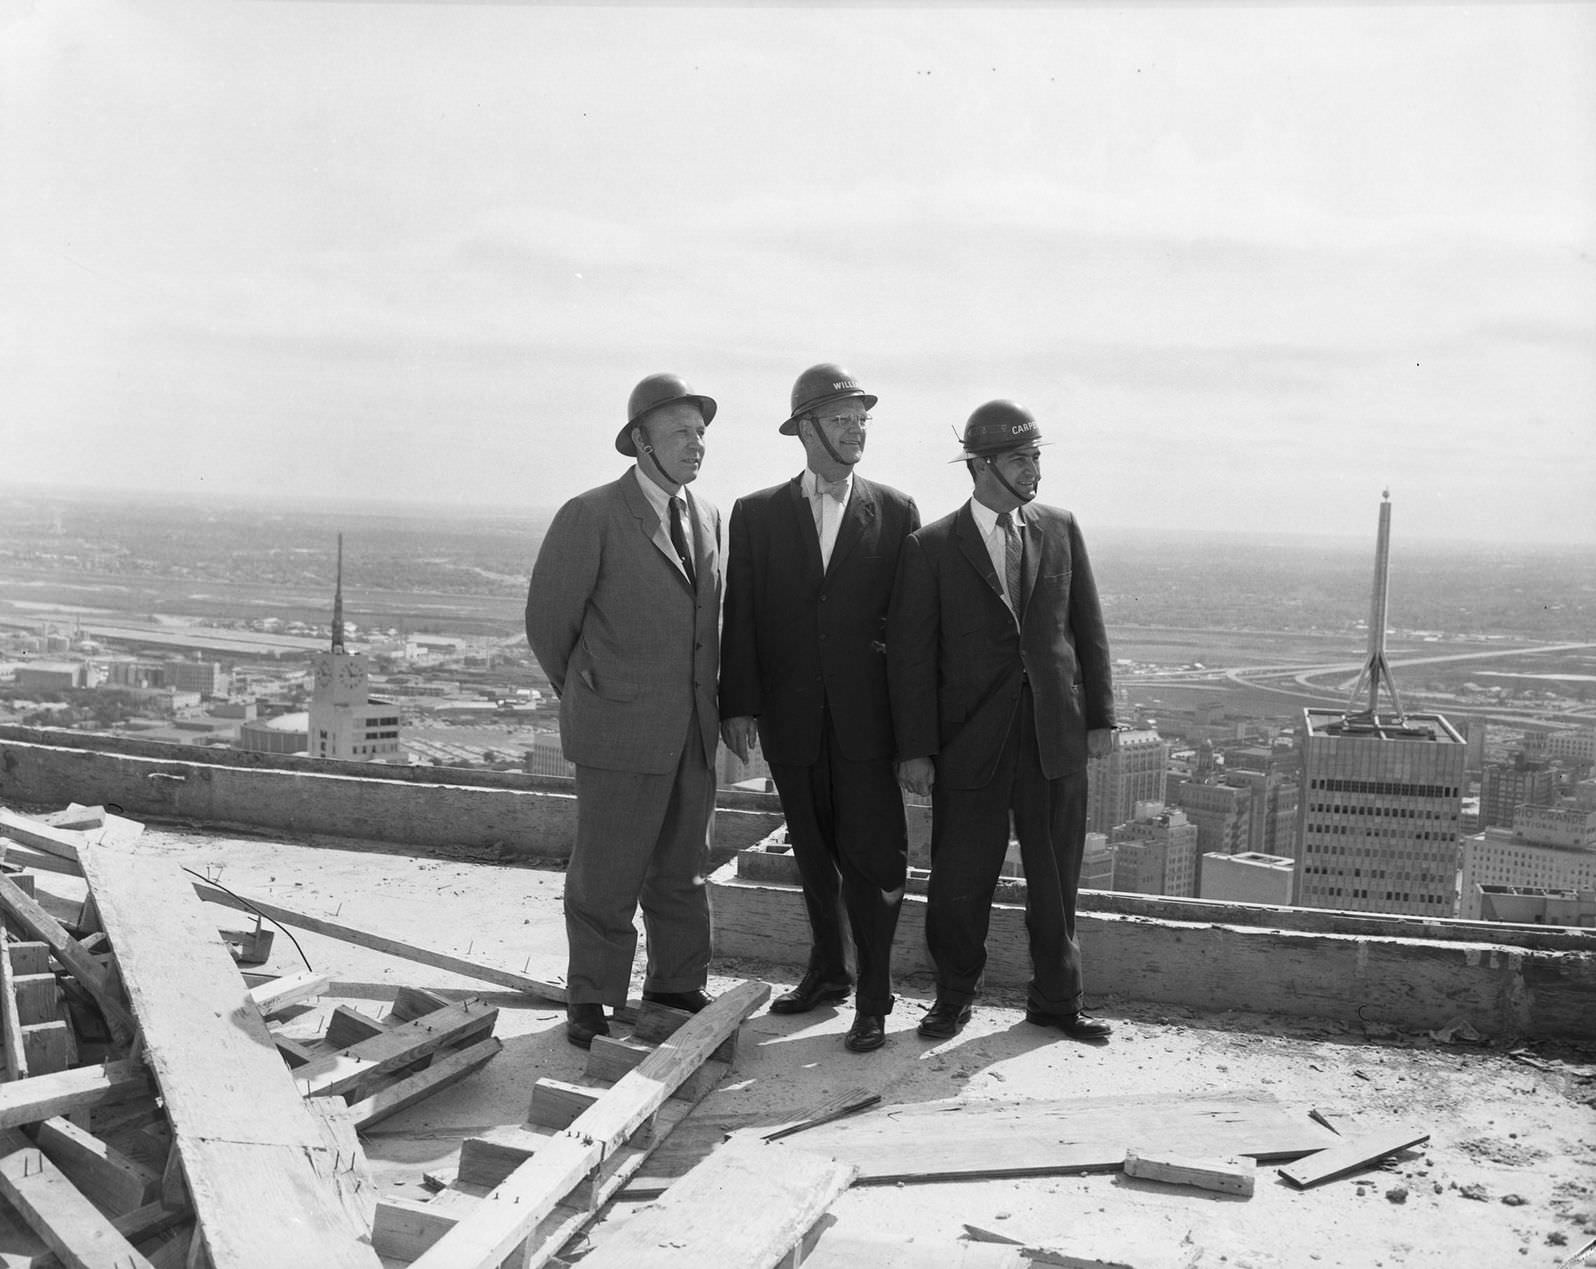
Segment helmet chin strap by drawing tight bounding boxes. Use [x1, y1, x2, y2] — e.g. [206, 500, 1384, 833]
[986, 456, 1036, 505]
[807, 417, 857, 469]
[639, 438, 682, 489]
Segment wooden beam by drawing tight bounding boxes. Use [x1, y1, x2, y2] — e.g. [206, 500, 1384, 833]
[30, 1116, 163, 1215]
[408, 979, 769, 1269]
[576, 1136, 855, 1268]
[292, 999, 497, 1100]
[190, 882, 567, 1002]
[0, 809, 85, 864]
[0, 1126, 158, 1269]
[246, 970, 330, 1018]
[0, 928, 29, 1082]
[77, 847, 380, 1269]
[343, 1037, 502, 1131]
[0, 1061, 152, 1130]
[1123, 1146, 1256, 1196]
[0, 875, 134, 1047]
[1276, 1125, 1430, 1189]
[527, 1077, 601, 1130]
[323, 1005, 388, 1050]
[20, 1022, 72, 1077]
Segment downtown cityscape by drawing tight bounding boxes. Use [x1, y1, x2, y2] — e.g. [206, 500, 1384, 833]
[2, 485, 1592, 930]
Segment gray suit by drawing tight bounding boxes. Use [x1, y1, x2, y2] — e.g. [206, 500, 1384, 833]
[527, 471, 722, 1006]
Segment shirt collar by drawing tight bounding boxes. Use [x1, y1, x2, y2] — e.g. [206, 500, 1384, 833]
[969, 497, 1024, 537]
[633, 466, 684, 519]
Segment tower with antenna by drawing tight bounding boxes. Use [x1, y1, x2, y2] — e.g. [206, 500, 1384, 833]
[1292, 491, 1466, 917]
[307, 536, 400, 762]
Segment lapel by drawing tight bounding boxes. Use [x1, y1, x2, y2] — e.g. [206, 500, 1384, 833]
[826, 475, 876, 578]
[686, 489, 715, 595]
[783, 476, 825, 582]
[1017, 511, 1043, 619]
[619, 470, 693, 592]
[954, 502, 1005, 607]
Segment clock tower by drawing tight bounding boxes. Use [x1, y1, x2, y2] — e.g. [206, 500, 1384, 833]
[307, 535, 400, 761]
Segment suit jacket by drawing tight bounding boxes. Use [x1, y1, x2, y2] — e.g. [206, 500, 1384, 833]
[526, 472, 722, 775]
[887, 500, 1115, 789]
[720, 474, 920, 766]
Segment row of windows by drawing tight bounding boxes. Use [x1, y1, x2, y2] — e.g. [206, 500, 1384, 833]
[1309, 804, 1447, 820]
[363, 730, 400, 740]
[1304, 884, 1448, 905]
[1310, 778, 1460, 798]
[1309, 826, 1448, 840]
[1303, 865, 1443, 883]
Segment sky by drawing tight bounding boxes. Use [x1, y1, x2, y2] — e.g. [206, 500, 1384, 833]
[3, 1, 1594, 545]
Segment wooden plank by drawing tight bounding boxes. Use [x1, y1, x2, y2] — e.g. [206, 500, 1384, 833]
[0, 932, 27, 1083]
[0, 877, 133, 1048]
[37, 806, 104, 832]
[190, 882, 566, 1002]
[246, 970, 330, 1018]
[19, 1025, 70, 1078]
[271, 1034, 318, 1069]
[323, 1006, 388, 1050]
[6, 947, 50, 979]
[765, 1090, 1338, 1184]
[387, 987, 451, 1024]
[1276, 1125, 1430, 1189]
[408, 981, 768, 1269]
[31, 1116, 162, 1215]
[0, 1062, 152, 1130]
[12, 977, 60, 1028]
[527, 1077, 600, 1130]
[0, 1127, 157, 1269]
[1123, 1146, 1256, 1196]
[371, 1196, 461, 1263]
[577, 1136, 855, 1267]
[0, 810, 84, 864]
[292, 1000, 497, 1100]
[343, 1037, 502, 1130]
[456, 1125, 543, 1189]
[763, 1087, 881, 1143]
[76, 847, 379, 1269]
[585, 1035, 653, 1083]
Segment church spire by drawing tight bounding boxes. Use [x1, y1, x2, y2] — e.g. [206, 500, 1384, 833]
[331, 533, 345, 654]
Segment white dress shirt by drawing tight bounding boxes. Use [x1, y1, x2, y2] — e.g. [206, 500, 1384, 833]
[803, 468, 853, 570]
[968, 497, 1025, 616]
[633, 467, 694, 581]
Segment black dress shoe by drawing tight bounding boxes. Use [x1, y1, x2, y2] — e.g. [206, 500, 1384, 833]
[844, 1013, 886, 1053]
[1025, 1008, 1113, 1041]
[565, 1003, 609, 1049]
[769, 972, 852, 1015]
[917, 999, 972, 1040]
[642, 988, 713, 1014]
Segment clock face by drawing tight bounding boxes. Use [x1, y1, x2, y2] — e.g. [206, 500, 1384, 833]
[313, 659, 332, 687]
[336, 660, 364, 691]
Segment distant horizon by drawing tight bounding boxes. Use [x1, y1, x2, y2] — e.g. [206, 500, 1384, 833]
[3, 477, 1593, 555]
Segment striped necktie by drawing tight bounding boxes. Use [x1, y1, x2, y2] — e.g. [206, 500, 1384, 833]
[669, 496, 696, 587]
[998, 511, 1022, 616]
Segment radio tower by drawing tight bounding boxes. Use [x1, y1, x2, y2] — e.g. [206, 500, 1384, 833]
[1345, 490, 1403, 724]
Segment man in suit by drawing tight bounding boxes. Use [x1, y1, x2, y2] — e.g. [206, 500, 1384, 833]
[527, 373, 723, 1048]
[887, 400, 1117, 1043]
[720, 364, 920, 1053]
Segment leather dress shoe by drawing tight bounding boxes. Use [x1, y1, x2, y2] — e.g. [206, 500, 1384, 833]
[917, 999, 972, 1040]
[1025, 1008, 1113, 1041]
[565, 1003, 609, 1049]
[769, 972, 852, 1015]
[642, 988, 713, 1014]
[844, 1012, 886, 1053]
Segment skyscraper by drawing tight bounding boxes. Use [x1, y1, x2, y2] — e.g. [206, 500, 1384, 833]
[1294, 494, 1466, 918]
[1479, 753, 1557, 829]
[1085, 728, 1168, 835]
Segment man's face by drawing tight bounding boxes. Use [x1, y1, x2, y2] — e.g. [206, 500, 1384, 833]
[634, 402, 708, 487]
[799, 399, 871, 468]
[973, 445, 1042, 507]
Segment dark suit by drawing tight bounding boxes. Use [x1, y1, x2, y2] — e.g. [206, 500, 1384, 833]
[720, 474, 920, 1014]
[887, 500, 1115, 1011]
[527, 471, 722, 1007]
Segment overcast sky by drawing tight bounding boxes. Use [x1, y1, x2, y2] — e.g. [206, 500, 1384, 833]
[4, 2, 1593, 545]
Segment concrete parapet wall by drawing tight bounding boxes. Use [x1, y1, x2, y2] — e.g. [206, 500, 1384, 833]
[710, 848, 1596, 1041]
[0, 735, 782, 860]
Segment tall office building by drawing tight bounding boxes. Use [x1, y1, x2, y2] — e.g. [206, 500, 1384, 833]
[1479, 753, 1557, 829]
[308, 536, 402, 762]
[1295, 494, 1466, 918]
[1457, 785, 1596, 919]
[1109, 803, 1199, 897]
[1086, 728, 1169, 835]
[1167, 777, 1251, 890]
[1223, 767, 1300, 860]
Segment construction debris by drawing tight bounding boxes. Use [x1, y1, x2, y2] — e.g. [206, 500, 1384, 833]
[1276, 1124, 1431, 1189]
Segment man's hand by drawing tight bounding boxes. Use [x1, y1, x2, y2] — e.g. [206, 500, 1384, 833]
[1087, 727, 1116, 760]
[721, 716, 758, 763]
[896, 756, 935, 797]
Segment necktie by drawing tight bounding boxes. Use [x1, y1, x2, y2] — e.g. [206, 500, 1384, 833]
[818, 476, 849, 504]
[669, 496, 696, 587]
[998, 511, 1023, 616]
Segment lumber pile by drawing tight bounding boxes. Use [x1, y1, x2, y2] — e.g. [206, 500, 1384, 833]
[0, 802, 520, 1267]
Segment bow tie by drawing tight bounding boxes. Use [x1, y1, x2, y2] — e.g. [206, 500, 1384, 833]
[816, 477, 849, 504]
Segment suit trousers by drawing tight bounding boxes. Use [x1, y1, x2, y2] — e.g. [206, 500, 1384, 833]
[564, 715, 714, 1007]
[768, 716, 908, 1016]
[925, 684, 1089, 1013]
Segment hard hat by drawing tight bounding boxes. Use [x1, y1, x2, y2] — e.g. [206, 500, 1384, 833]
[951, 400, 1051, 462]
[780, 363, 878, 436]
[617, 373, 717, 456]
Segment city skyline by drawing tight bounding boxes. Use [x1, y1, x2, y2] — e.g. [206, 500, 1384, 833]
[4, 3, 1594, 545]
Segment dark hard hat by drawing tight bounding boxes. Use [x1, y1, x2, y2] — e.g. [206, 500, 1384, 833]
[617, 373, 717, 456]
[780, 363, 878, 436]
[951, 400, 1050, 461]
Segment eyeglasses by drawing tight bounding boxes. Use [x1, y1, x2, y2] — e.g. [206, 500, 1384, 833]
[813, 413, 872, 429]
